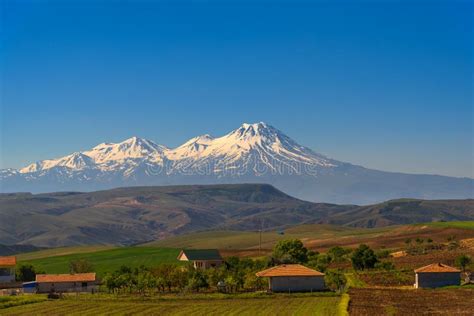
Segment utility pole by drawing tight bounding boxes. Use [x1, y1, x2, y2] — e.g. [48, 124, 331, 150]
[259, 219, 263, 256]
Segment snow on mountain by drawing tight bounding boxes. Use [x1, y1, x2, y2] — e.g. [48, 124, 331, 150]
[2, 122, 473, 204]
[83, 136, 167, 164]
[167, 122, 336, 176]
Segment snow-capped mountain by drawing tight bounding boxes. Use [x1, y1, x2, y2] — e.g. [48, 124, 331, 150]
[1, 122, 473, 204]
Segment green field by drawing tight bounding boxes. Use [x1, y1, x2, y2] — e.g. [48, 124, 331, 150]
[144, 224, 389, 250]
[416, 221, 474, 230]
[20, 247, 181, 276]
[1, 294, 340, 316]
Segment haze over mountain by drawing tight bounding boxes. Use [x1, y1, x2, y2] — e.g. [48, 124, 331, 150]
[1, 122, 472, 204]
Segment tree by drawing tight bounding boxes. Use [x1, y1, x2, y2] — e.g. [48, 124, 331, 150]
[455, 254, 472, 272]
[16, 264, 41, 282]
[327, 246, 351, 263]
[351, 244, 378, 270]
[243, 273, 266, 291]
[324, 270, 347, 293]
[187, 270, 209, 292]
[69, 259, 94, 273]
[136, 272, 156, 295]
[272, 239, 308, 264]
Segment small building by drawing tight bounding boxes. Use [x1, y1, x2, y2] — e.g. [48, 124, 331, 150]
[35, 273, 98, 293]
[414, 263, 461, 288]
[256, 264, 325, 292]
[177, 249, 223, 269]
[0, 256, 16, 283]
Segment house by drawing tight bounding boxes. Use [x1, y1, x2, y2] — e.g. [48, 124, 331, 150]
[0, 256, 16, 283]
[256, 264, 325, 292]
[177, 249, 223, 269]
[35, 273, 98, 293]
[414, 263, 461, 288]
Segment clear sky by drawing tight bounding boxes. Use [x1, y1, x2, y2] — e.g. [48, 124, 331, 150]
[1, 0, 472, 178]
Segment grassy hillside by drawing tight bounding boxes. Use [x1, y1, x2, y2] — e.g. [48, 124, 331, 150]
[0, 184, 351, 247]
[147, 222, 474, 253]
[1, 184, 472, 248]
[20, 247, 181, 276]
[324, 199, 474, 228]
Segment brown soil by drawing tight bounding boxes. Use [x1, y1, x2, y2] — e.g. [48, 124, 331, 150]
[348, 288, 474, 315]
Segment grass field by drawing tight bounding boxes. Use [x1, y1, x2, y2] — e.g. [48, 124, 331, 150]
[20, 247, 181, 276]
[1, 294, 341, 316]
[17, 245, 116, 261]
[145, 224, 392, 251]
[416, 221, 474, 230]
[145, 222, 474, 254]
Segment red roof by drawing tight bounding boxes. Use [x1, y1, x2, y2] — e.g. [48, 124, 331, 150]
[0, 256, 16, 267]
[36, 273, 96, 283]
[256, 264, 324, 277]
[414, 263, 461, 273]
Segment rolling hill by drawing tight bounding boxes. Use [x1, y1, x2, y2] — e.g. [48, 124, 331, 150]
[1, 184, 473, 247]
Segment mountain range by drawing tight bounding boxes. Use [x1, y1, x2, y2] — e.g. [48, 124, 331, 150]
[1, 184, 473, 247]
[1, 122, 472, 204]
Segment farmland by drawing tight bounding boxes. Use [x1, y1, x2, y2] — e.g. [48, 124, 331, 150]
[348, 288, 474, 315]
[147, 222, 474, 254]
[19, 247, 181, 276]
[0, 293, 341, 316]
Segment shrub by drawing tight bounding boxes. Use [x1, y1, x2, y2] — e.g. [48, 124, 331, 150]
[324, 270, 347, 293]
[351, 244, 378, 270]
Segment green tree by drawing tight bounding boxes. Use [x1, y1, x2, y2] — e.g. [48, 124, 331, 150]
[16, 264, 41, 282]
[69, 259, 94, 273]
[243, 273, 266, 291]
[351, 244, 378, 270]
[187, 270, 209, 292]
[272, 239, 308, 264]
[455, 254, 472, 272]
[327, 246, 351, 263]
[324, 270, 347, 293]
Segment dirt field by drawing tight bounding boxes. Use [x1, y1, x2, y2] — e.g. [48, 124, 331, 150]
[348, 288, 474, 315]
[391, 249, 474, 270]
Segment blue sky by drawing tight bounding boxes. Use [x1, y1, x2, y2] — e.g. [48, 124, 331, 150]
[1, 0, 472, 178]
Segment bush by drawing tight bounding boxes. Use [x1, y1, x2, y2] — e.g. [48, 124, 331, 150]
[375, 261, 395, 271]
[324, 270, 347, 293]
[351, 244, 378, 270]
[455, 254, 472, 272]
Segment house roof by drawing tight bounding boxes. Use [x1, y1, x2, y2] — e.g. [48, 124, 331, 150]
[256, 264, 324, 277]
[178, 249, 223, 261]
[36, 273, 96, 283]
[0, 256, 16, 267]
[414, 263, 461, 273]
